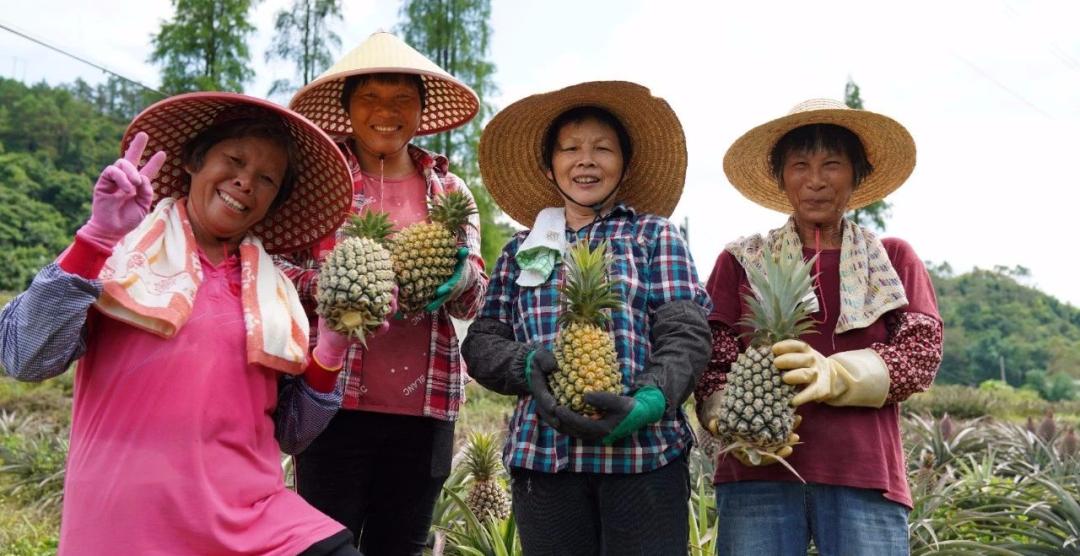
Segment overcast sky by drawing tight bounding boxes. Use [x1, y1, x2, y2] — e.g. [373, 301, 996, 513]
[2, 0, 1079, 305]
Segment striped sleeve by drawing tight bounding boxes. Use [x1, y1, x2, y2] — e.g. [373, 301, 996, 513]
[273, 374, 343, 454]
[0, 262, 101, 381]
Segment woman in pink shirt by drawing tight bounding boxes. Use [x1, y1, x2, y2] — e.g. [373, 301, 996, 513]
[0, 93, 378, 555]
[696, 99, 943, 555]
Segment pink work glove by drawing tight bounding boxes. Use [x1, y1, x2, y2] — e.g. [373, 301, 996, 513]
[311, 285, 399, 370]
[312, 317, 352, 371]
[77, 132, 166, 250]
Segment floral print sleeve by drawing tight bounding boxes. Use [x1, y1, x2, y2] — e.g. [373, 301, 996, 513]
[871, 311, 943, 404]
[694, 321, 740, 402]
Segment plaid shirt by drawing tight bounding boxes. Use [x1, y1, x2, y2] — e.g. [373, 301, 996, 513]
[276, 144, 486, 421]
[481, 205, 711, 474]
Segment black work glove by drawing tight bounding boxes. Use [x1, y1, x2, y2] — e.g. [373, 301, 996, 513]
[526, 349, 561, 430]
[553, 391, 637, 443]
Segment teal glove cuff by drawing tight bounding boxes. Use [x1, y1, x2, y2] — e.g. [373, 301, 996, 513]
[524, 349, 537, 385]
[603, 386, 666, 445]
[425, 247, 469, 312]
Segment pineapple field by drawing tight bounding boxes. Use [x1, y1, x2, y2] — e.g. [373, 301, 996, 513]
[5, 374, 1080, 555]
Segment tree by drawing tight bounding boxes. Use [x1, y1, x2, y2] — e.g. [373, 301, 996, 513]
[842, 78, 892, 232]
[150, 0, 258, 94]
[396, 0, 514, 270]
[265, 0, 343, 99]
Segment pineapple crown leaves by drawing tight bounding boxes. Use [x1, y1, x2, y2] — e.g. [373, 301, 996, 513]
[556, 240, 624, 329]
[343, 210, 394, 245]
[463, 432, 503, 481]
[429, 190, 478, 237]
[737, 246, 819, 347]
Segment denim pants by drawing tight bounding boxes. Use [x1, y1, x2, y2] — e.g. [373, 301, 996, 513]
[714, 481, 909, 556]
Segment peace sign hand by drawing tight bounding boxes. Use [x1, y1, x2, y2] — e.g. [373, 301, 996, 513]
[81, 132, 167, 246]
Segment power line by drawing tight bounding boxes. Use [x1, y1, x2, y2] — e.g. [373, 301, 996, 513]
[0, 20, 165, 97]
[953, 53, 1055, 120]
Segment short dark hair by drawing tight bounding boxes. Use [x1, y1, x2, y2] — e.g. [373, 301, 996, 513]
[181, 115, 299, 212]
[541, 106, 633, 171]
[339, 73, 427, 113]
[768, 123, 874, 189]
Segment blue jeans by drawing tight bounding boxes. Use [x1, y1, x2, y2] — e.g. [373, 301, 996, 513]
[714, 482, 909, 556]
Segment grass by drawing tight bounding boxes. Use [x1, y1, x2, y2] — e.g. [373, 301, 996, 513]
[8, 368, 1080, 554]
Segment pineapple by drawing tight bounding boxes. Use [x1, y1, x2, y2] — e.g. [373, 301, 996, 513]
[463, 432, 511, 522]
[551, 241, 624, 415]
[714, 245, 816, 467]
[391, 190, 477, 314]
[316, 211, 397, 346]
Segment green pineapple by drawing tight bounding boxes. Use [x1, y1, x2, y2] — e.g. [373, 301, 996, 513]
[391, 190, 477, 314]
[551, 241, 624, 415]
[715, 245, 816, 466]
[463, 432, 511, 522]
[316, 211, 396, 346]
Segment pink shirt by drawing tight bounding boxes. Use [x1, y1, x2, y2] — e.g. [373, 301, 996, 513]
[60, 252, 343, 555]
[353, 171, 432, 416]
[704, 238, 942, 507]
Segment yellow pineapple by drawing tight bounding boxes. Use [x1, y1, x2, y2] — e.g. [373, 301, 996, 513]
[551, 240, 624, 415]
[316, 211, 396, 346]
[391, 190, 477, 314]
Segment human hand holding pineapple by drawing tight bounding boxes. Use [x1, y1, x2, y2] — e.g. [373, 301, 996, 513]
[525, 349, 562, 429]
[554, 387, 666, 445]
[392, 191, 477, 314]
[423, 247, 469, 312]
[773, 340, 889, 408]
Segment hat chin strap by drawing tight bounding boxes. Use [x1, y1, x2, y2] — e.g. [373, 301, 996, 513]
[550, 169, 626, 221]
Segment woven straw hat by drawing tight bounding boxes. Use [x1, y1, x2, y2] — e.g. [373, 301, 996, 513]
[121, 92, 353, 254]
[723, 98, 916, 213]
[479, 81, 687, 228]
[290, 31, 479, 138]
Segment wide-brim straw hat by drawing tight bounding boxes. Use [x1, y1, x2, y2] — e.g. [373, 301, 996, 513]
[120, 92, 352, 254]
[723, 98, 916, 213]
[479, 81, 687, 228]
[290, 31, 479, 138]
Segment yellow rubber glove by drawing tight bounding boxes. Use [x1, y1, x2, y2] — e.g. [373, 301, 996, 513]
[773, 340, 890, 408]
[701, 391, 801, 467]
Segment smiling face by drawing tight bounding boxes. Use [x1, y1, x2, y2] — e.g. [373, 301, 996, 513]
[545, 117, 628, 211]
[346, 76, 424, 170]
[185, 136, 288, 245]
[780, 148, 855, 230]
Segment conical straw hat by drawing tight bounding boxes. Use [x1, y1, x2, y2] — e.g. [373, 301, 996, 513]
[122, 92, 352, 254]
[290, 31, 479, 137]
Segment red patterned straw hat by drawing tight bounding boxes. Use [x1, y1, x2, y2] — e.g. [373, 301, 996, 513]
[723, 98, 916, 213]
[120, 92, 353, 254]
[289, 31, 479, 138]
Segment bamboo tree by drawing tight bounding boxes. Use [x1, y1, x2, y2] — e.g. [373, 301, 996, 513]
[265, 0, 343, 98]
[150, 0, 257, 94]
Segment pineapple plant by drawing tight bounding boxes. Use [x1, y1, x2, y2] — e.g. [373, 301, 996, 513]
[463, 432, 511, 522]
[550, 240, 624, 415]
[316, 211, 397, 346]
[712, 245, 816, 469]
[390, 190, 477, 314]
